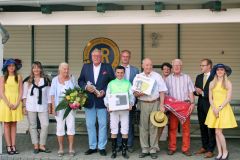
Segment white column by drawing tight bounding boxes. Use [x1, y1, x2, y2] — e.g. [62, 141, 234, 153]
[0, 34, 3, 154]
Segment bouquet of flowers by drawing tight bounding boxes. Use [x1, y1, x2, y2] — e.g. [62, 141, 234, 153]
[55, 87, 88, 119]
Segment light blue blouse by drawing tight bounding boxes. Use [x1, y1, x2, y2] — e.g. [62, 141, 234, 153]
[49, 75, 77, 108]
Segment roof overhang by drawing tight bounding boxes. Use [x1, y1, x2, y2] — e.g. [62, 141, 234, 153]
[1, 9, 240, 25]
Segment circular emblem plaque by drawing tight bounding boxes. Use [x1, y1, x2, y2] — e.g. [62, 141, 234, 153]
[83, 37, 120, 68]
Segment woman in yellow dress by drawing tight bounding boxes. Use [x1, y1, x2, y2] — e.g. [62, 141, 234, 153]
[205, 64, 237, 160]
[0, 58, 23, 155]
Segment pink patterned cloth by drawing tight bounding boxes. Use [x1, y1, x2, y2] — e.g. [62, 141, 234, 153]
[164, 95, 191, 124]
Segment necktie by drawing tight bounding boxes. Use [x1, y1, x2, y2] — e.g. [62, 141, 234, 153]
[203, 74, 208, 88]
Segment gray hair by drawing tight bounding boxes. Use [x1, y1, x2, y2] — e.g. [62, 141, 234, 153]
[58, 62, 69, 72]
[172, 59, 183, 66]
[142, 58, 152, 65]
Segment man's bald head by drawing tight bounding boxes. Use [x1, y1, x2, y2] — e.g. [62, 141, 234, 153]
[142, 58, 153, 75]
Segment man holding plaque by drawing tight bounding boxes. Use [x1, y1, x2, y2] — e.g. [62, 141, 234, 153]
[78, 48, 115, 156]
[104, 65, 135, 159]
[133, 58, 167, 159]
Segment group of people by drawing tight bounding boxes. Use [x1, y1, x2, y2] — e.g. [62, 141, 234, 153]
[0, 49, 237, 160]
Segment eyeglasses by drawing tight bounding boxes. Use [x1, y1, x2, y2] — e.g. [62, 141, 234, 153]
[200, 65, 207, 67]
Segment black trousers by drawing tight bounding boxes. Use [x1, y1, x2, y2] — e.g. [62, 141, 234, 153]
[197, 106, 216, 152]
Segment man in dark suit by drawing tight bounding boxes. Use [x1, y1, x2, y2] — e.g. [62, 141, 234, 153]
[78, 48, 115, 156]
[117, 50, 139, 153]
[194, 58, 216, 158]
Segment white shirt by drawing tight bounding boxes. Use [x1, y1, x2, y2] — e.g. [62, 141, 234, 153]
[132, 71, 168, 101]
[23, 78, 51, 112]
[93, 63, 101, 84]
[123, 64, 130, 80]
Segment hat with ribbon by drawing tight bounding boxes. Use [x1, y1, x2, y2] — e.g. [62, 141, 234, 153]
[150, 111, 168, 127]
[211, 63, 232, 77]
[2, 58, 22, 72]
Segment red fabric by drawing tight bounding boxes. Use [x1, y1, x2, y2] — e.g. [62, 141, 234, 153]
[168, 112, 190, 152]
[164, 96, 191, 124]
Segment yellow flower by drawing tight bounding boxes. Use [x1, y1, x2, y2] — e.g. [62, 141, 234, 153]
[66, 96, 71, 100]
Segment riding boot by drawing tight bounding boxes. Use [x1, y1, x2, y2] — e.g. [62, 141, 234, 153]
[122, 138, 129, 159]
[111, 138, 117, 159]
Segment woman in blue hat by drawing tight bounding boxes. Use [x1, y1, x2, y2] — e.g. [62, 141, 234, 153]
[0, 58, 23, 155]
[205, 64, 237, 160]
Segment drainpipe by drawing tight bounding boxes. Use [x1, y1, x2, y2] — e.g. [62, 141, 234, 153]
[31, 25, 35, 64]
[65, 25, 68, 63]
[177, 4, 181, 59]
[141, 5, 144, 71]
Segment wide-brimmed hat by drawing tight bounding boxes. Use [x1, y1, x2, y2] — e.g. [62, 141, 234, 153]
[211, 63, 232, 77]
[2, 58, 22, 72]
[150, 111, 168, 127]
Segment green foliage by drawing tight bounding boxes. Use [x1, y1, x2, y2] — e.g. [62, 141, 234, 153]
[55, 99, 68, 111]
[55, 87, 88, 120]
[63, 107, 72, 119]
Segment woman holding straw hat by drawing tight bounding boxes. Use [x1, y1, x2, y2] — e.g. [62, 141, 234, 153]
[205, 64, 237, 160]
[0, 58, 23, 155]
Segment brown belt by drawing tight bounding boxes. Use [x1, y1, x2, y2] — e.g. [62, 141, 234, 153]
[139, 98, 160, 103]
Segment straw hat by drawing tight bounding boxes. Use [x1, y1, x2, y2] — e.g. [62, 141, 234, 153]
[150, 111, 168, 127]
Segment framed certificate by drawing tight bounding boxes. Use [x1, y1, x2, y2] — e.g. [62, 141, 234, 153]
[132, 74, 155, 95]
[108, 93, 129, 111]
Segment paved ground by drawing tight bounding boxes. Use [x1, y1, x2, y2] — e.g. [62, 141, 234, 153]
[0, 134, 240, 160]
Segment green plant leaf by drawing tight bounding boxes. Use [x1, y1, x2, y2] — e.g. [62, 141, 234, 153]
[55, 100, 68, 111]
[63, 107, 72, 119]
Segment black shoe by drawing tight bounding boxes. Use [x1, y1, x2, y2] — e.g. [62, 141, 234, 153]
[39, 148, 51, 153]
[127, 146, 134, 153]
[215, 155, 222, 160]
[33, 149, 39, 154]
[11, 145, 19, 154]
[111, 152, 117, 159]
[99, 149, 107, 156]
[6, 146, 14, 155]
[139, 152, 149, 158]
[150, 153, 158, 159]
[221, 152, 229, 160]
[85, 149, 97, 155]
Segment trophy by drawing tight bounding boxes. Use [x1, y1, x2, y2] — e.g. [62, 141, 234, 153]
[87, 81, 101, 96]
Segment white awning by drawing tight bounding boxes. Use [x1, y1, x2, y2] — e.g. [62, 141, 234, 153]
[1, 9, 240, 25]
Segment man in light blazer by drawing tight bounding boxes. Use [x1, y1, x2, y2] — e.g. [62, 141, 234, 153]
[194, 58, 216, 158]
[78, 48, 115, 156]
[117, 50, 139, 153]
